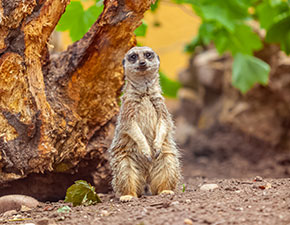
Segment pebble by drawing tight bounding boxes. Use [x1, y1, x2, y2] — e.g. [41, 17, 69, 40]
[171, 201, 179, 206]
[185, 199, 191, 203]
[100, 210, 110, 217]
[36, 218, 57, 225]
[2, 209, 18, 217]
[184, 218, 194, 225]
[200, 184, 219, 191]
[254, 176, 263, 182]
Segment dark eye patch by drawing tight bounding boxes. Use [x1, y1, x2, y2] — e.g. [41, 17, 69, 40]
[128, 53, 138, 63]
[144, 51, 154, 60]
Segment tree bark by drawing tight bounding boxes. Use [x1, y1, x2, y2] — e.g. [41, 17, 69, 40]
[0, 0, 154, 200]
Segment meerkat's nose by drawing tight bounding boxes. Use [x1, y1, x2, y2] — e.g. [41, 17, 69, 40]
[139, 61, 146, 67]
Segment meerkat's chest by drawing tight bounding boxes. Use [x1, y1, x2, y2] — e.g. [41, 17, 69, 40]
[137, 96, 158, 139]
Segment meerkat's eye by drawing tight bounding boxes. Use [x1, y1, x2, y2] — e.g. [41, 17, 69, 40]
[128, 53, 138, 63]
[144, 52, 154, 59]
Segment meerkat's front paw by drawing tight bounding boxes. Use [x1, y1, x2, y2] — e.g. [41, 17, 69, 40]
[120, 195, 135, 202]
[140, 144, 152, 162]
[160, 190, 174, 195]
[153, 141, 162, 159]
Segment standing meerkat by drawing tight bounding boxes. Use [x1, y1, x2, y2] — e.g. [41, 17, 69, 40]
[109, 46, 181, 202]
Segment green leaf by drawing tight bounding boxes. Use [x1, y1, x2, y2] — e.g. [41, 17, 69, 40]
[84, 5, 104, 28]
[270, 0, 283, 7]
[151, 0, 160, 12]
[200, 4, 236, 31]
[64, 180, 102, 206]
[256, 2, 279, 29]
[134, 21, 148, 37]
[198, 22, 215, 45]
[56, 2, 103, 42]
[198, 0, 250, 32]
[213, 25, 262, 55]
[232, 53, 270, 93]
[57, 2, 84, 32]
[182, 184, 186, 192]
[57, 206, 71, 213]
[266, 13, 290, 54]
[159, 72, 181, 98]
[213, 29, 228, 54]
[184, 36, 202, 53]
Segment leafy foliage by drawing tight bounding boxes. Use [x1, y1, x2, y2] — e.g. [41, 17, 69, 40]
[65, 180, 102, 206]
[134, 21, 148, 37]
[56, 1, 103, 42]
[232, 53, 270, 93]
[56, 0, 289, 93]
[172, 0, 290, 93]
[159, 72, 181, 98]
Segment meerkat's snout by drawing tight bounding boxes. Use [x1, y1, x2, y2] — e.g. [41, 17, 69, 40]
[139, 60, 147, 67]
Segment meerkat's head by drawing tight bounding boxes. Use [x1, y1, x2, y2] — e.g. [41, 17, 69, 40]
[122, 46, 160, 82]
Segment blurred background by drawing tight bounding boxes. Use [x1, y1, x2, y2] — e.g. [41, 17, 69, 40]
[53, 0, 290, 180]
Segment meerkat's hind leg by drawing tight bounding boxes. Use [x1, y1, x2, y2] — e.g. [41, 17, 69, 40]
[111, 154, 144, 202]
[149, 147, 180, 195]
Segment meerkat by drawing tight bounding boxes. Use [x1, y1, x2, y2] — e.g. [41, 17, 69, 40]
[109, 46, 181, 202]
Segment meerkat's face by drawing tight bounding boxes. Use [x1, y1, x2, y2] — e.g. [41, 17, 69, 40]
[123, 46, 160, 81]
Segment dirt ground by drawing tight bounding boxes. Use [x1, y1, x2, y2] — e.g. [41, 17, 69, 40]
[1, 140, 290, 225]
[1, 177, 290, 225]
[1, 100, 290, 225]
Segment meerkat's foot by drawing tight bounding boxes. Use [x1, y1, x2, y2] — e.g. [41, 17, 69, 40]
[120, 195, 135, 202]
[160, 190, 174, 195]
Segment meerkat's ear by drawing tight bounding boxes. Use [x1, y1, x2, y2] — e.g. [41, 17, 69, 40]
[157, 55, 160, 62]
[122, 59, 125, 67]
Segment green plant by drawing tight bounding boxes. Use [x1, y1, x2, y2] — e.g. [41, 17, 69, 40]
[172, 0, 290, 93]
[57, 205, 72, 213]
[56, 1, 103, 42]
[65, 180, 102, 206]
[182, 183, 186, 192]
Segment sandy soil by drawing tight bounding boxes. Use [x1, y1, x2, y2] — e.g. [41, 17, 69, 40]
[1, 177, 290, 225]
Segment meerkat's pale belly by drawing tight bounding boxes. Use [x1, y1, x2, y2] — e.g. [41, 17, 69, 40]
[137, 96, 158, 144]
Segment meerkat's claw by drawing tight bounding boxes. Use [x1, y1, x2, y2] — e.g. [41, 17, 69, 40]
[154, 149, 161, 159]
[160, 190, 174, 195]
[143, 152, 152, 162]
[120, 195, 135, 202]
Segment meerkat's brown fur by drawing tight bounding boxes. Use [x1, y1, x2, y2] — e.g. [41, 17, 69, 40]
[109, 46, 181, 202]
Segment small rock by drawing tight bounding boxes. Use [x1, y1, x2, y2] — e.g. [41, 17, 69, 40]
[36, 219, 57, 225]
[2, 209, 17, 217]
[265, 183, 272, 189]
[254, 176, 263, 182]
[200, 184, 219, 191]
[185, 199, 191, 204]
[21, 205, 32, 212]
[100, 210, 110, 217]
[171, 201, 179, 206]
[0, 195, 39, 214]
[184, 218, 194, 225]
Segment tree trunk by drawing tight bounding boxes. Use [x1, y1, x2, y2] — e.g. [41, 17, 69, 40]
[0, 0, 154, 200]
